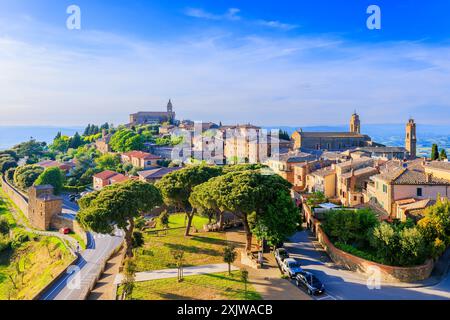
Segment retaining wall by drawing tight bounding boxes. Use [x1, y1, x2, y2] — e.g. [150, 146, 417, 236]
[1, 175, 29, 217]
[316, 225, 434, 282]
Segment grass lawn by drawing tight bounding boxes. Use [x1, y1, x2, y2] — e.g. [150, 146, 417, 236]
[120, 271, 262, 300]
[134, 214, 229, 272]
[0, 189, 74, 300]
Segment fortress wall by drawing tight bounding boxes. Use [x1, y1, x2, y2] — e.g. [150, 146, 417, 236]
[1, 175, 29, 217]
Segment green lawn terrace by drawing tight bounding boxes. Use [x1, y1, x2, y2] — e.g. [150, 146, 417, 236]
[119, 271, 261, 300]
[134, 214, 230, 272]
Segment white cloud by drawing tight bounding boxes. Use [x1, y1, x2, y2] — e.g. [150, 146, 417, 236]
[0, 21, 449, 127]
[185, 8, 241, 21]
[257, 20, 299, 31]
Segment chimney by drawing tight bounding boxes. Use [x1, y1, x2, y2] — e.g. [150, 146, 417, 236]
[426, 173, 433, 183]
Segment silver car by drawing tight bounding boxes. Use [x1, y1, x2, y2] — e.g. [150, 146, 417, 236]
[281, 258, 303, 278]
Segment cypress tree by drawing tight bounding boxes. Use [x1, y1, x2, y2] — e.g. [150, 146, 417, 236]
[431, 144, 439, 161]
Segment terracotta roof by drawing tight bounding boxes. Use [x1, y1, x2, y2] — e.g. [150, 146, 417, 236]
[425, 161, 450, 172]
[275, 151, 316, 163]
[138, 167, 182, 180]
[122, 151, 161, 160]
[93, 170, 119, 180]
[37, 160, 75, 170]
[357, 146, 407, 153]
[311, 166, 336, 178]
[374, 160, 450, 185]
[110, 174, 130, 183]
[340, 166, 378, 179]
[294, 131, 369, 139]
[335, 157, 373, 169]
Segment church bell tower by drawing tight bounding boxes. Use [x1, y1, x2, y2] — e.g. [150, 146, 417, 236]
[405, 118, 417, 159]
[167, 99, 173, 114]
[350, 111, 361, 134]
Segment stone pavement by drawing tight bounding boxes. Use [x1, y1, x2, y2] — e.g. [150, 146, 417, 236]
[225, 229, 312, 300]
[114, 263, 239, 284]
[88, 246, 126, 300]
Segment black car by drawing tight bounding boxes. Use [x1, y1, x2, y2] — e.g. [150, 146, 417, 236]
[295, 271, 325, 296]
[274, 248, 290, 265]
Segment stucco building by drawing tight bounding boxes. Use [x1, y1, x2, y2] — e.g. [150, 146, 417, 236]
[121, 151, 161, 169]
[366, 160, 450, 218]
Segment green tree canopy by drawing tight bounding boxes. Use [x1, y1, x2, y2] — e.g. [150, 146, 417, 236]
[190, 170, 296, 251]
[156, 165, 223, 236]
[109, 129, 144, 152]
[77, 180, 162, 257]
[440, 149, 448, 161]
[95, 153, 121, 172]
[13, 165, 44, 190]
[34, 167, 65, 195]
[431, 144, 439, 161]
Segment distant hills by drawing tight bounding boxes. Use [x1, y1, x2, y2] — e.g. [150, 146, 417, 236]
[1, 124, 449, 157]
[265, 124, 450, 158]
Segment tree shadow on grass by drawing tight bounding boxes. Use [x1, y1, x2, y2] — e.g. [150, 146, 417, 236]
[0, 248, 14, 266]
[190, 235, 230, 246]
[164, 243, 221, 257]
[181, 274, 260, 300]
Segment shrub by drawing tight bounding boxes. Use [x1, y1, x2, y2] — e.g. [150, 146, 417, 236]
[132, 231, 144, 249]
[0, 235, 11, 253]
[322, 209, 378, 246]
[334, 242, 381, 263]
[11, 229, 30, 248]
[0, 217, 10, 235]
[35, 167, 65, 195]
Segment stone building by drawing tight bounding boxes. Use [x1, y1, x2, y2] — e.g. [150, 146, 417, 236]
[129, 100, 176, 125]
[28, 185, 62, 230]
[95, 129, 112, 154]
[405, 118, 417, 159]
[291, 113, 376, 151]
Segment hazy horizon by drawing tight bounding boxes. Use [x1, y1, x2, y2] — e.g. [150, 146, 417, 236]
[1, 1, 450, 126]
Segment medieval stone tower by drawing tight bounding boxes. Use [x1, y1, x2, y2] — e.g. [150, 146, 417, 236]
[350, 112, 361, 134]
[405, 118, 417, 159]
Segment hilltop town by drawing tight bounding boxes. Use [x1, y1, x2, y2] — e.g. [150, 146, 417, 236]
[1, 100, 450, 301]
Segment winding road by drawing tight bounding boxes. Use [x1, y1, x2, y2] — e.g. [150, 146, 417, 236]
[40, 197, 124, 300]
[284, 231, 450, 300]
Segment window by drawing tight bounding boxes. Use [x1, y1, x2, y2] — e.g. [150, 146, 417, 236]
[417, 188, 423, 197]
[382, 184, 387, 193]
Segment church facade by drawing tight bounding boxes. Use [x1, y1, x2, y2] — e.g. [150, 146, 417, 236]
[130, 100, 176, 125]
[291, 112, 376, 152]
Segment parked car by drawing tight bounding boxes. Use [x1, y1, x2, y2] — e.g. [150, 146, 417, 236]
[281, 258, 303, 278]
[295, 271, 325, 296]
[274, 248, 290, 265]
[59, 228, 71, 235]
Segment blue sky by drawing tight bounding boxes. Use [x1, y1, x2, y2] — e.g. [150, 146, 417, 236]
[0, 0, 449, 126]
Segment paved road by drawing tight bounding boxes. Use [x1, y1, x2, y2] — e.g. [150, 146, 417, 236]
[61, 194, 78, 221]
[284, 231, 450, 300]
[114, 263, 239, 284]
[40, 197, 124, 300]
